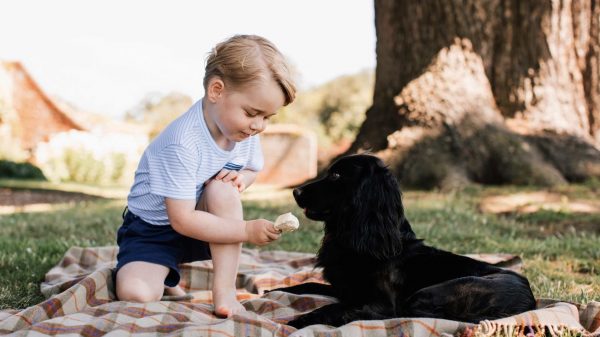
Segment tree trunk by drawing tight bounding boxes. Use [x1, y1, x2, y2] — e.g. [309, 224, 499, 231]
[349, 0, 600, 189]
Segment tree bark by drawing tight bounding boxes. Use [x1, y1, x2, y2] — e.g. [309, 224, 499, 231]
[348, 0, 600, 189]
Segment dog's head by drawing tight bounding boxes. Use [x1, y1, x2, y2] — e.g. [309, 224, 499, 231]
[294, 154, 414, 259]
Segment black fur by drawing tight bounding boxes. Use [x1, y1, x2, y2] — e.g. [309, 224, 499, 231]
[274, 154, 536, 328]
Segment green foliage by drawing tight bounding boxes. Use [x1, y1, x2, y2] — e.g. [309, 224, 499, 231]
[63, 149, 127, 185]
[34, 131, 146, 186]
[583, 176, 600, 190]
[110, 153, 127, 182]
[274, 69, 374, 147]
[0, 160, 46, 180]
[63, 148, 104, 183]
[46, 148, 127, 185]
[124, 92, 193, 140]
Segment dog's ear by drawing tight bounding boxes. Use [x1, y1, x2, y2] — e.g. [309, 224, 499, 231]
[341, 164, 407, 260]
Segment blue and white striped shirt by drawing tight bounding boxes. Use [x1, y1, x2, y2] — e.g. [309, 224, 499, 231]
[127, 99, 264, 225]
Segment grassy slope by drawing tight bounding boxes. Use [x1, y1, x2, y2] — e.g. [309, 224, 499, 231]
[0, 183, 598, 310]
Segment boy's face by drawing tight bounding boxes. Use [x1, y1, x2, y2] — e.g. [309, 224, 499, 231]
[211, 77, 285, 142]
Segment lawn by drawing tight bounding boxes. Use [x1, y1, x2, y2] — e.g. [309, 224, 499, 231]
[0, 181, 599, 310]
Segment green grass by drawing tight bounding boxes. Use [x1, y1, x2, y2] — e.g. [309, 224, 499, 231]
[0, 183, 599, 310]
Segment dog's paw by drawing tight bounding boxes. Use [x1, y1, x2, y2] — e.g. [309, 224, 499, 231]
[286, 316, 311, 329]
[263, 286, 288, 294]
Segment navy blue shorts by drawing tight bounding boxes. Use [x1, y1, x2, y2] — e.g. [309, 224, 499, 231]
[115, 208, 211, 287]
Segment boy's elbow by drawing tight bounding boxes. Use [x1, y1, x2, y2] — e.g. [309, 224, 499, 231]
[165, 198, 196, 235]
[168, 212, 191, 235]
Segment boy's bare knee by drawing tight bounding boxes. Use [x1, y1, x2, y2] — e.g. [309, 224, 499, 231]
[202, 180, 241, 210]
[117, 279, 163, 302]
[117, 274, 164, 303]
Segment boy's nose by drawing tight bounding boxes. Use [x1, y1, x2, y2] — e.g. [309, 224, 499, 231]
[250, 120, 264, 131]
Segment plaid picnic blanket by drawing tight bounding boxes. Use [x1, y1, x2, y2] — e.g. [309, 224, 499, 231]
[1, 246, 599, 336]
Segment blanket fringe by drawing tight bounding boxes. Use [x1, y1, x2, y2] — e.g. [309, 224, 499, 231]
[472, 320, 585, 337]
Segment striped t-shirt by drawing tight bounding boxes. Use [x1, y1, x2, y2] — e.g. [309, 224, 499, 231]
[126, 99, 264, 225]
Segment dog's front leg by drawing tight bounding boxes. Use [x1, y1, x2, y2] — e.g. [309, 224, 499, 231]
[268, 282, 335, 296]
[287, 301, 392, 329]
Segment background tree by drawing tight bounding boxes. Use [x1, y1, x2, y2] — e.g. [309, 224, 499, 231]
[125, 92, 192, 140]
[274, 70, 374, 165]
[348, 0, 600, 189]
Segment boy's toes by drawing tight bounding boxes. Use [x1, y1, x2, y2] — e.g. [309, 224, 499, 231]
[213, 289, 246, 318]
[214, 306, 230, 318]
[215, 302, 246, 318]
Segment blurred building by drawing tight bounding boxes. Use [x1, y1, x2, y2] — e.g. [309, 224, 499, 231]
[0, 61, 147, 157]
[0, 61, 85, 154]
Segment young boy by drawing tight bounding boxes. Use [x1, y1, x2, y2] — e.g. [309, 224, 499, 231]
[115, 35, 296, 317]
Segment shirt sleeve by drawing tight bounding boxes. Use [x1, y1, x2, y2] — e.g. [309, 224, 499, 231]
[147, 144, 198, 200]
[245, 135, 264, 172]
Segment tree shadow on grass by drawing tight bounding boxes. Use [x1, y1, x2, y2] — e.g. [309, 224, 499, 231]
[0, 187, 106, 212]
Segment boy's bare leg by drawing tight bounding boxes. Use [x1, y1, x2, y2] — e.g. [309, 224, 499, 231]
[209, 242, 244, 317]
[198, 179, 246, 317]
[116, 261, 170, 302]
[165, 285, 187, 296]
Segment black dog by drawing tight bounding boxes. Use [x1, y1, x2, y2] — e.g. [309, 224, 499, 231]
[275, 154, 536, 328]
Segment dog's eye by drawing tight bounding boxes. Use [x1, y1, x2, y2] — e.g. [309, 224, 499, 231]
[329, 173, 341, 181]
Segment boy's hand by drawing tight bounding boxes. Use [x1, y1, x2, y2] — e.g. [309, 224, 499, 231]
[245, 219, 281, 245]
[214, 169, 246, 192]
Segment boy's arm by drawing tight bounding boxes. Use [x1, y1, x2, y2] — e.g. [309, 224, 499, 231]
[239, 169, 257, 190]
[166, 198, 245, 243]
[165, 196, 279, 245]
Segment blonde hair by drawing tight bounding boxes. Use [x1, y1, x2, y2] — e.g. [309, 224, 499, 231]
[203, 35, 296, 105]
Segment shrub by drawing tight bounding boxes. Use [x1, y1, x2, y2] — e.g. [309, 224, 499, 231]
[273, 69, 374, 148]
[34, 130, 147, 185]
[0, 160, 46, 180]
[125, 92, 192, 140]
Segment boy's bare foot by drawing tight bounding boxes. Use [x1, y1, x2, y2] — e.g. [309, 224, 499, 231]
[213, 288, 245, 317]
[164, 285, 187, 297]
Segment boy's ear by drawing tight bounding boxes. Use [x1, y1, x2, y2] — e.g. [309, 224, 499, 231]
[207, 77, 225, 102]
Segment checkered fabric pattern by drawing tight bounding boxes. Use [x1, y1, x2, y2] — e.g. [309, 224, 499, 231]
[1, 246, 598, 336]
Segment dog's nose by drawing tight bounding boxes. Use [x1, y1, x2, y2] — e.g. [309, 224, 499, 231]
[293, 188, 302, 199]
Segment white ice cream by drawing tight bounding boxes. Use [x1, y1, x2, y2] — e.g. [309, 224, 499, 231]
[274, 212, 300, 233]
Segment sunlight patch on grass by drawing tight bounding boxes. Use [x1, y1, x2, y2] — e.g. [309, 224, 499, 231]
[480, 191, 600, 214]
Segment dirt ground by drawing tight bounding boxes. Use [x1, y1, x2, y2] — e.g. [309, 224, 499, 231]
[0, 188, 102, 207]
